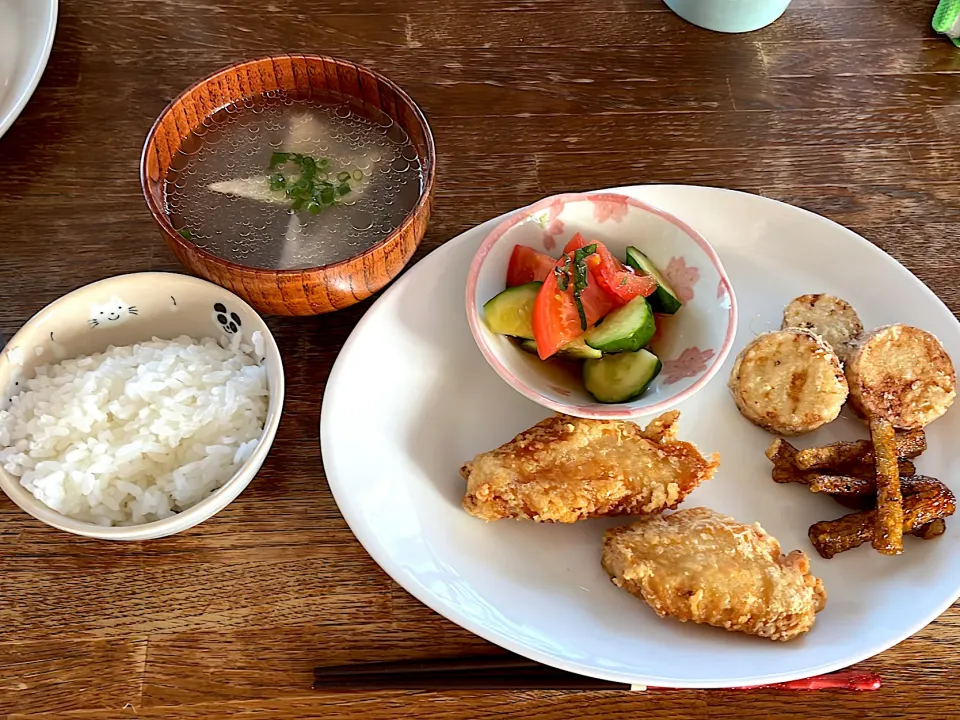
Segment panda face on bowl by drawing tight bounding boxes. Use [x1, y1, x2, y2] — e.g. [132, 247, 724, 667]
[213, 303, 243, 335]
[0, 271, 286, 541]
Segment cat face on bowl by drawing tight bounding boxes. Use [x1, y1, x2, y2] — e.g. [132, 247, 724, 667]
[89, 295, 138, 328]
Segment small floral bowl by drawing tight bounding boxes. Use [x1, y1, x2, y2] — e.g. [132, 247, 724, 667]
[466, 192, 737, 420]
[0, 272, 284, 540]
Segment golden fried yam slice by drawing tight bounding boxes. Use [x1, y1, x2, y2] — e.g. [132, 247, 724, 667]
[460, 413, 718, 523]
[782, 294, 863, 364]
[602, 508, 826, 642]
[729, 329, 848, 436]
[808, 485, 956, 559]
[846, 324, 956, 430]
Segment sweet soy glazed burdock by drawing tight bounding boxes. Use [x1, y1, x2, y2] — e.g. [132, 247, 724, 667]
[164, 90, 424, 270]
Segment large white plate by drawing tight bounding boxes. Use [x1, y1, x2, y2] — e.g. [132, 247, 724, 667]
[320, 185, 960, 688]
[0, 0, 57, 141]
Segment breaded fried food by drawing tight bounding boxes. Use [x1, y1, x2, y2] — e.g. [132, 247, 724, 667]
[729, 329, 848, 436]
[602, 508, 826, 642]
[794, 429, 926, 469]
[808, 485, 956, 558]
[639, 409, 680, 444]
[846, 324, 956, 429]
[460, 413, 718, 523]
[782, 294, 863, 363]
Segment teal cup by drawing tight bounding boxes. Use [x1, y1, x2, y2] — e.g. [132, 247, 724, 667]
[663, 0, 792, 33]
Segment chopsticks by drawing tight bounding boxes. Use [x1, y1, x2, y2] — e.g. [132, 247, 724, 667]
[313, 653, 881, 692]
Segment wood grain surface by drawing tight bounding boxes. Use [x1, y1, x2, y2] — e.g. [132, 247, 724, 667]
[1, 0, 958, 718]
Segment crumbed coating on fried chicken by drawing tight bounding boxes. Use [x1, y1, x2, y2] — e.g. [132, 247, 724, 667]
[602, 508, 826, 642]
[460, 413, 718, 523]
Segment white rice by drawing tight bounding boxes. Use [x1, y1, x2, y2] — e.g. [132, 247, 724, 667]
[0, 334, 269, 526]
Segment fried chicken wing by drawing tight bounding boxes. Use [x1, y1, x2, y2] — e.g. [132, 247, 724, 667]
[602, 508, 826, 642]
[460, 413, 718, 523]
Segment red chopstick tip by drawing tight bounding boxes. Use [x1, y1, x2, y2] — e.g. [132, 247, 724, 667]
[778, 671, 881, 692]
[727, 671, 881, 692]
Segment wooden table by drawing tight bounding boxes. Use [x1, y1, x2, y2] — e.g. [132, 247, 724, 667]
[1, 1, 959, 717]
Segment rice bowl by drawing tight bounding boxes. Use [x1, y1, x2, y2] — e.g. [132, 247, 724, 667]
[0, 335, 269, 526]
[0, 272, 284, 540]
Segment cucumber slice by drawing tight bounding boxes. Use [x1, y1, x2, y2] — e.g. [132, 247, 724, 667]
[583, 296, 655, 353]
[519, 337, 602, 360]
[561, 338, 604, 360]
[624, 247, 682, 315]
[483, 282, 541, 339]
[583, 349, 662, 403]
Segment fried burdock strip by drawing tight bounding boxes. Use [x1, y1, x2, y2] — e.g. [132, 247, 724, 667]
[913, 518, 947, 540]
[808, 485, 956, 559]
[765, 438, 915, 486]
[844, 458, 916, 479]
[768, 439, 805, 485]
[870, 418, 904, 555]
[833, 494, 875, 511]
[808, 474, 944, 497]
[793, 429, 926, 470]
[772, 460, 915, 486]
[766, 437, 799, 468]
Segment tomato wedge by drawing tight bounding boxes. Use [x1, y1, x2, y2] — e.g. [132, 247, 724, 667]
[532, 251, 614, 360]
[564, 234, 657, 305]
[562, 233, 592, 256]
[506, 245, 556, 287]
[592, 259, 658, 304]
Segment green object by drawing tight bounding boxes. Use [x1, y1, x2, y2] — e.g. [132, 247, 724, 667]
[934, 0, 960, 47]
[584, 296, 656, 353]
[519, 338, 538, 354]
[520, 338, 602, 361]
[570, 244, 597, 331]
[268, 152, 351, 212]
[583, 349, 663, 403]
[624, 247, 683, 315]
[482, 282, 541, 339]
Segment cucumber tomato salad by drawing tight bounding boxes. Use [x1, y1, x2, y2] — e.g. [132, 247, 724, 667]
[482, 234, 683, 403]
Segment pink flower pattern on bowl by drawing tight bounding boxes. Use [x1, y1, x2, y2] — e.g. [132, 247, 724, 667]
[466, 191, 737, 420]
[540, 198, 565, 250]
[663, 257, 700, 303]
[593, 199, 629, 224]
[662, 347, 716, 385]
